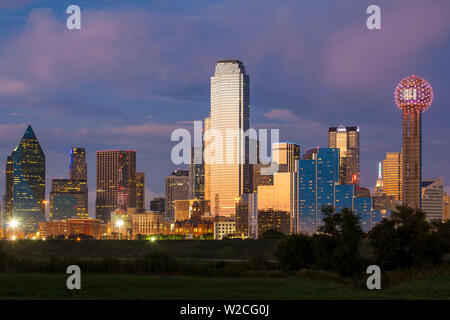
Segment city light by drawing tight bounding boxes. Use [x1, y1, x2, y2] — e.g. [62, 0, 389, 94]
[8, 219, 19, 229]
[116, 220, 124, 228]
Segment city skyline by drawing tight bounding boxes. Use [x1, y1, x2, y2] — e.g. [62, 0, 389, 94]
[0, 0, 449, 217]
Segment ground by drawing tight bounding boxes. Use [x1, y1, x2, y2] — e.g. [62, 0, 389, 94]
[0, 273, 449, 299]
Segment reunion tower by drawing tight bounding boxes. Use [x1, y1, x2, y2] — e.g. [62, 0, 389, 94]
[394, 75, 433, 209]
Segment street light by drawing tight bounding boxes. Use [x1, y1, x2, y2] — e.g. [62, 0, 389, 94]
[115, 220, 124, 240]
[8, 219, 19, 240]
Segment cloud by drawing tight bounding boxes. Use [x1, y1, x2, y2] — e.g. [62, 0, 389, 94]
[264, 108, 300, 122]
[0, 78, 29, 96]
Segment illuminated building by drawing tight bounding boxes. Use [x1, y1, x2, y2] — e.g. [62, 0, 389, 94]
[96, 151, 136, 223]
[136, 172, 145, 209]
[214, 219, 236, 240]
[39, 219, 101, 239]
[12, 125, 46, 232]
[165, 170, 189, 221]
[421, 177, 444, 222]
[258, 209, 290, 236]
[174, 199, 210, 221]
[394, 75, 433, 209]
[189, 145, 205, 200]
[328, 126, 360, 185]
[236, 193, 257, 238]
[373, 161, 384, 196]
[444, 193, 449, 221]
[272, 142, 300, 173]
[50, 179, 88, 220]
[130, 210, 165, 239]
[69, 147, 87, 180]
[150, 197, 165, 214]
[2, 154, 14, 228]
[208, 59, 250, 217]
[382, 152, 403, 201]
[203, 117, 211, 204]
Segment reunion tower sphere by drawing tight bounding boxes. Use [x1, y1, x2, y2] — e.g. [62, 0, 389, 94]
[394, 75, 433, 113]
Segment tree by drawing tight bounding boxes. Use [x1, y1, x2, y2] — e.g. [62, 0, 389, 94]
[261, 229, 287, 239]
[274, 234, 314, 271]
[313, 206, 365, 276]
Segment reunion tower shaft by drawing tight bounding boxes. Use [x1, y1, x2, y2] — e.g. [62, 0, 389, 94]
[395, 75, 433, 209]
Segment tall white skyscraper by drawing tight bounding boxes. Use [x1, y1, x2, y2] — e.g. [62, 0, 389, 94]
[207, 59, 250, 217]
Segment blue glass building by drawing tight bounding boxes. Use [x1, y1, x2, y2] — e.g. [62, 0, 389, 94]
[12, 125, 46, 232]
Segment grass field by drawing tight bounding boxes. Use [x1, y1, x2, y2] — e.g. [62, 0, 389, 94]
[0, 240, 280, 261]
[0, 273, 449, 300]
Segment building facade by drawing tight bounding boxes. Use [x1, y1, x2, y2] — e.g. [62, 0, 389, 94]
[96, 151, 136, 223]
[421, 177, 444, 222]
[12, 125, 46, 232]
[136, 172, 145, 209]
[39, 219, 101, 239]
[2, 154, 14, 227]
[150, 197, 165, 214]
[208, 59, 250, 217]
[382, 152, 403, 201]
[328, 126, 360, 185]
[165, 170, 189, 222]
[69, 147, 87, 180]
[50, 179, 88, 220]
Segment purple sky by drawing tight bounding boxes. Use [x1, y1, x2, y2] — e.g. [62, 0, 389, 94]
[0, 0, 449, 216]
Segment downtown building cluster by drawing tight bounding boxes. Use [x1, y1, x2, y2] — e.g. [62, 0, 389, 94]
[1, 60, 449, 240]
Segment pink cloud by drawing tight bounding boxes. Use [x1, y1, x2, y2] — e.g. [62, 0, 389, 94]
[0, 78, 29, 96]
[324, 1, 450, 89]
[103, 121, 181, 137]
[264, 108, 300, 121]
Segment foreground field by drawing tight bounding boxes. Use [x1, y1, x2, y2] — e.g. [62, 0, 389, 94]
[0, 240, 280, 261]
[0, 273, 449, 300]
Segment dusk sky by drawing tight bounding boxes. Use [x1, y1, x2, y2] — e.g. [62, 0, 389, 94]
[0, 0, 449, 216]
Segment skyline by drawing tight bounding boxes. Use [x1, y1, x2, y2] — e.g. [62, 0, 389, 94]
[0, 0, 449, 217]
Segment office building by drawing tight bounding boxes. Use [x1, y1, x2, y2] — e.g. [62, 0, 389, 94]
[214, 219, 236, 240]
[189, 145, 205, 200]
[328, 126, 360, 185]
[444, 193, 449, 221]
[96, 150, 136, 223]
[165, 170, 189, 221]
[150, 197, 165, 214]
[50, 179, 88, 220]
[394, 75, 433, 209]
[130, 210, 165, 239]
[174, 199, 210, 222]
[208, 59, 250, 217]
[39, 219, 101, 239]
[69, 147, 87, 180]
[421, 177, 444, 222]
[136, 172, 145, 209]
[12, 125, 46, 232]
[382, 152, 403, 201]
[2, 154, 14, 227]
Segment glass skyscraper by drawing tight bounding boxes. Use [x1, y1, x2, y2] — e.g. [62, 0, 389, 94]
[12, 125, 46, 232]
[208, 59, 250, 217]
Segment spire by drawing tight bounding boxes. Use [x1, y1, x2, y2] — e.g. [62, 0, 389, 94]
[22, 125, 36, 139]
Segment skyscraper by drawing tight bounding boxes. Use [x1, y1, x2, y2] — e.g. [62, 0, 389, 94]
[96, 151, 136, 223]
[150, 197, 165, 214]
[136, 172, 145, 209]
[394, 75, 433, 209]
[208, 59, 250, 217]
[2, 154, 14, 227]
[69, 147, 87, 181]
[421, 177, 444, 222]
[12, 125, 46, 232]
[382, 152, 403, 201]
[189, 145, 205, 200]
[165, 170, 189, 221]
[328, 126, 360, 185]
[50, 179, 88, 220]
[272, 142, 300, 173]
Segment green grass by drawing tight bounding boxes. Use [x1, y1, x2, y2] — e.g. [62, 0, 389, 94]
[0, 240, 280, 261]
[0, 273, 448, 300]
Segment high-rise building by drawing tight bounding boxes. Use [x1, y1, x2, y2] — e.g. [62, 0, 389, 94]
[189, 145, 205, 200]
[2, 154, 14, 227]
[394, 75, 433, 209]
[136, 172, 145, 209]
[443, 192, 449, 221]
[12, 125, 46, 232]
[150, 197, 165, 214]
[421, 177, 444, 222]
[165, 170, 189, 221]
[96, 151, 136, 223]
[272, 142, 300, 173]
[373, 161, 384, 196]
[328, 126, 360, 185]
[382, 152, 403, 201]
[69, 147, 87, 181]
[50, 179, 88, 220]
[208, 59, 250, 217]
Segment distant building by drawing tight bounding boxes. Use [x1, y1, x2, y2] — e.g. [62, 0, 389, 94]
[69, 147, 87, 180]
[421, 177, 444, 222]
[165, 170, 189, 222]
[174, 199, 210, 222]
[382, 152, 403, 201]
[136, 172, 145, 209]
[150, 197, 165, 214]
[443, 192, 449, 221]
[39, 219, 101, 239]
[12, 125, 46, 232]
[236, 193, 257, 238]
[96, 151, 136, 223]
[328, 126, 360, 185]
[189, 145, 205, 200]
[258, 209, 290, 236]
[214, 219, 236, 240]
[130, 210, 165, 239]
[2, 154, 14, 227]
[50, 179, 88, 220]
